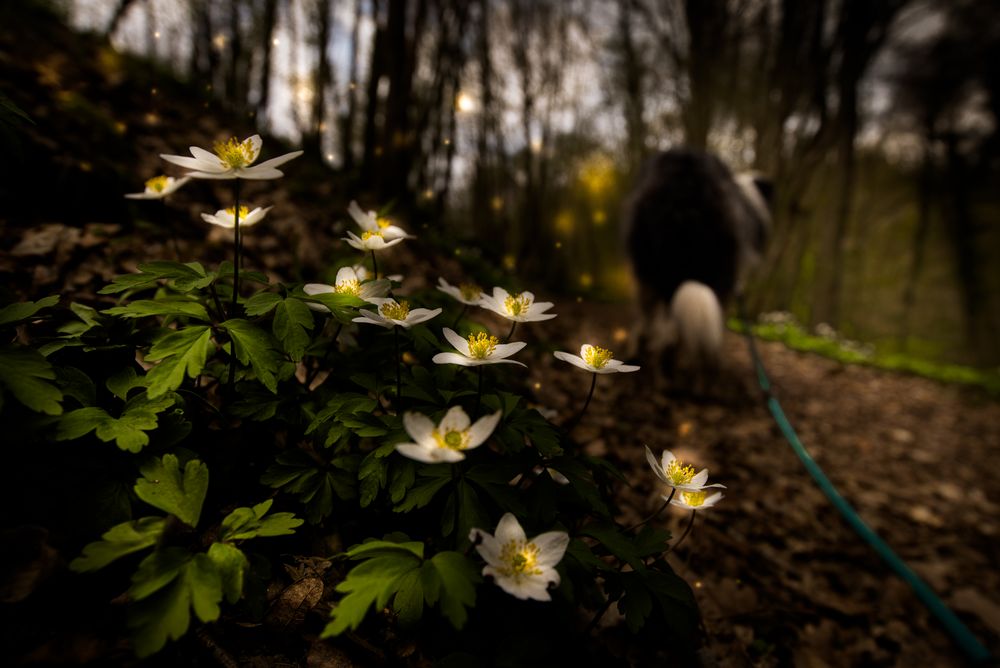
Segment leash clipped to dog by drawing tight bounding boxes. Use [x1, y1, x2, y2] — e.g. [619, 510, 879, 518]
[737, 301, 992, 665]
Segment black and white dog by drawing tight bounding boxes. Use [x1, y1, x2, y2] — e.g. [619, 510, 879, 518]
[623, 149, 771, 388]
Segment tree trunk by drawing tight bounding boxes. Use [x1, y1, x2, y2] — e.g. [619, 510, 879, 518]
[341, 0, 363, 171]
[256, 0, 279, 127]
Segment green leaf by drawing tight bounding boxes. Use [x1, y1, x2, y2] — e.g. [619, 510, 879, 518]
[128, 550, 223, 657]
[427, 551, 479, 628]
[207, 542, 249, 604]
[134, 455, 209, 528]
[106, 367, 144, 401]
[393, 475, 451, 513]
[272, 297, 314, 361]
[57, 392, 176, 452]
[144, 326, 214, 398]
[100, 261, 213, 295]
[57, 407, 110, 441]
[243, 292, 282, 316]
[0, 295, 59, 327]
[580, 523, 644, 570]
[104, 299, 210, 322]
[219, 498, 304, 541]
[220, 319, 282, 393]
[345, 539, 425, 560]
[70, 517, 166, 572]
[322, 550, 423, 636]
[261, 450, 356, 523]
[0, 345, 63, 415]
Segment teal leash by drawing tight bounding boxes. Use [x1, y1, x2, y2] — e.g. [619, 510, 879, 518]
[737, 305, 992, 664]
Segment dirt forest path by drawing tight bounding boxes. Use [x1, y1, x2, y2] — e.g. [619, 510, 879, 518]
[527, 300, 1000, 667]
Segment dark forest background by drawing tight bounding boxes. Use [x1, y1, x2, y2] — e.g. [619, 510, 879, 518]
[13, 0, 1000, 366]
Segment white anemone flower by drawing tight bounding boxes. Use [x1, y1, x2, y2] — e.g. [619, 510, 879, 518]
[479, 287, 556, 322]
[303, 266, 390, 312]
[347, 200, 413, 240]
[352, 298, 441, 329]
[200, 205, 271, 229]
[669, 489, 724, 511]
[469, 513, 569, 602]
[125, 175, 190, 199]
[160, 134, 302, 180]
[343, 229, 405, 252]
[437, 277, 484, 306]
[553, 344, 640, 374]
[349, 263, 403, 284]
[645, 446, 726, 493]
[432, 327, 526, 367]
[395, 406, 502, 464]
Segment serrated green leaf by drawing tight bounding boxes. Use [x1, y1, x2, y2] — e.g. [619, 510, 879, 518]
[243, 292, 282, 316]
[219, 498, 304, 541]
[272, 297, 314, 361]
[0, 346, 63, 415]
[57, 407, 110, 440]
[70, 517, 166, 572]
[144, 326, 214, 398]
[106, 367, 144, 401]
[619, 572, 654, 633]
[580, 523, 644, 570]
[322, 551, 422, 637]
[393, 475, 451, 513]
[127, 550, 223, 658]
[104, 299, 210, 322]
[345, 540, 425, 560]
[58, 392, 176, 452]
[100, 261, 212, 295]
[134, 455, 209, 528]
[220, 319, 282, 393]
[207, 542, 249, 604]
[55, 366, 96, 406]
[428, 551, 479, 629]
[0, 295, 59, 327]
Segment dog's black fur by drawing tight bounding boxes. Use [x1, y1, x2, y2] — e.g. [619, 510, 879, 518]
[623, 148, 771, 389]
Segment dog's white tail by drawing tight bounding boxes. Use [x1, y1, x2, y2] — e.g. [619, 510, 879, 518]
[671, 281, 724, 366]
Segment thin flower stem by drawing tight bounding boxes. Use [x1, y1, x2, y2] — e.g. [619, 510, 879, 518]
[451, 304, 468, 330]
[625, 488, 675, 532]
[230, 178, 241, 317]
[667, 510, 697, 554]
[504, 320, 517, 342]
[208, 283, 225, 323]
[371, 249, 378, 279]
[474, 366, 484, 416]
[564, 373, 597, 432]
[394, 326, 402, 414]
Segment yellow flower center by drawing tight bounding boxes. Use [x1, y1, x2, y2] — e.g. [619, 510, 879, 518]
[459, 283, 482, 301]
[377, 217, 392, 229]
[433, 428, 470, 451]
[498, 540, 542, 578]
[504, 293, 532, 316]
[379, 300, 410, 321]
[335, 279, 361, 296]
[361, 230, 383, 241]
[213, 136, 255, 168]
[225, 205, 251, 219]
[467, 332, 498, 359]
[682, 490, 707, 507]
[145, 175, 169, 192]
[666, 459, 696, 486]
[582, 345, 614, 368]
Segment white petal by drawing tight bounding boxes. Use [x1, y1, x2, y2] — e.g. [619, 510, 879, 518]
[402, 412, 436, 448]
[491, 286, 510, 303]
[467, 410, 502, 447]
[358, 280, 390, 299]
[189, 146, 220, 163]
[432, 352, 476, 366]
[335, 266, 358, 284]
[237, 166, 285, 180]
[661, 450, 677, 472]
[491, 341, 527, 359]
[348, 200, 375, 229]
[532, 531, 570, 568]
[125, 192, 152, 200]
[160, 154, 221, 171]
[441, 327, 471, 356]
[394, 443, 441, 464]
[490, 572, 552, 601]
[245, 134, 263, 162]
[405, 308, 441, 326]
[646, 446, 670, 484]
[439, 405, 471, 434]
[253, 150, 303, 170]
[352, 312, 392, 328]
[471, 530, 502, 566]
[690, 470, 709, 488]
[553, 351, 592, 371]
[494, 513, 526, 544]
[303, 283, 334, 296]
[520, 312, 557, 322]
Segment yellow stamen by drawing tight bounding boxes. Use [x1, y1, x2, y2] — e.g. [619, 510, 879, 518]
[334, 279, 361, 296]
[361, 230, 383, 241]
[498, 540, 542, 578]
[145, 175, 170, 192]
[682, 490, 707, 507]
[376, 217, 392, 229]
[433, 428, 470, 451]
[582, 345, 614, 369]
[467, 332, 498, 359]
[459, 283, 482, 302]
[379, 300, 410, 321]
[213, 136, 256, 168]
[666, 459, 697, 486]
[225, 205, 250, 219]
[504, 292, 532, 316]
